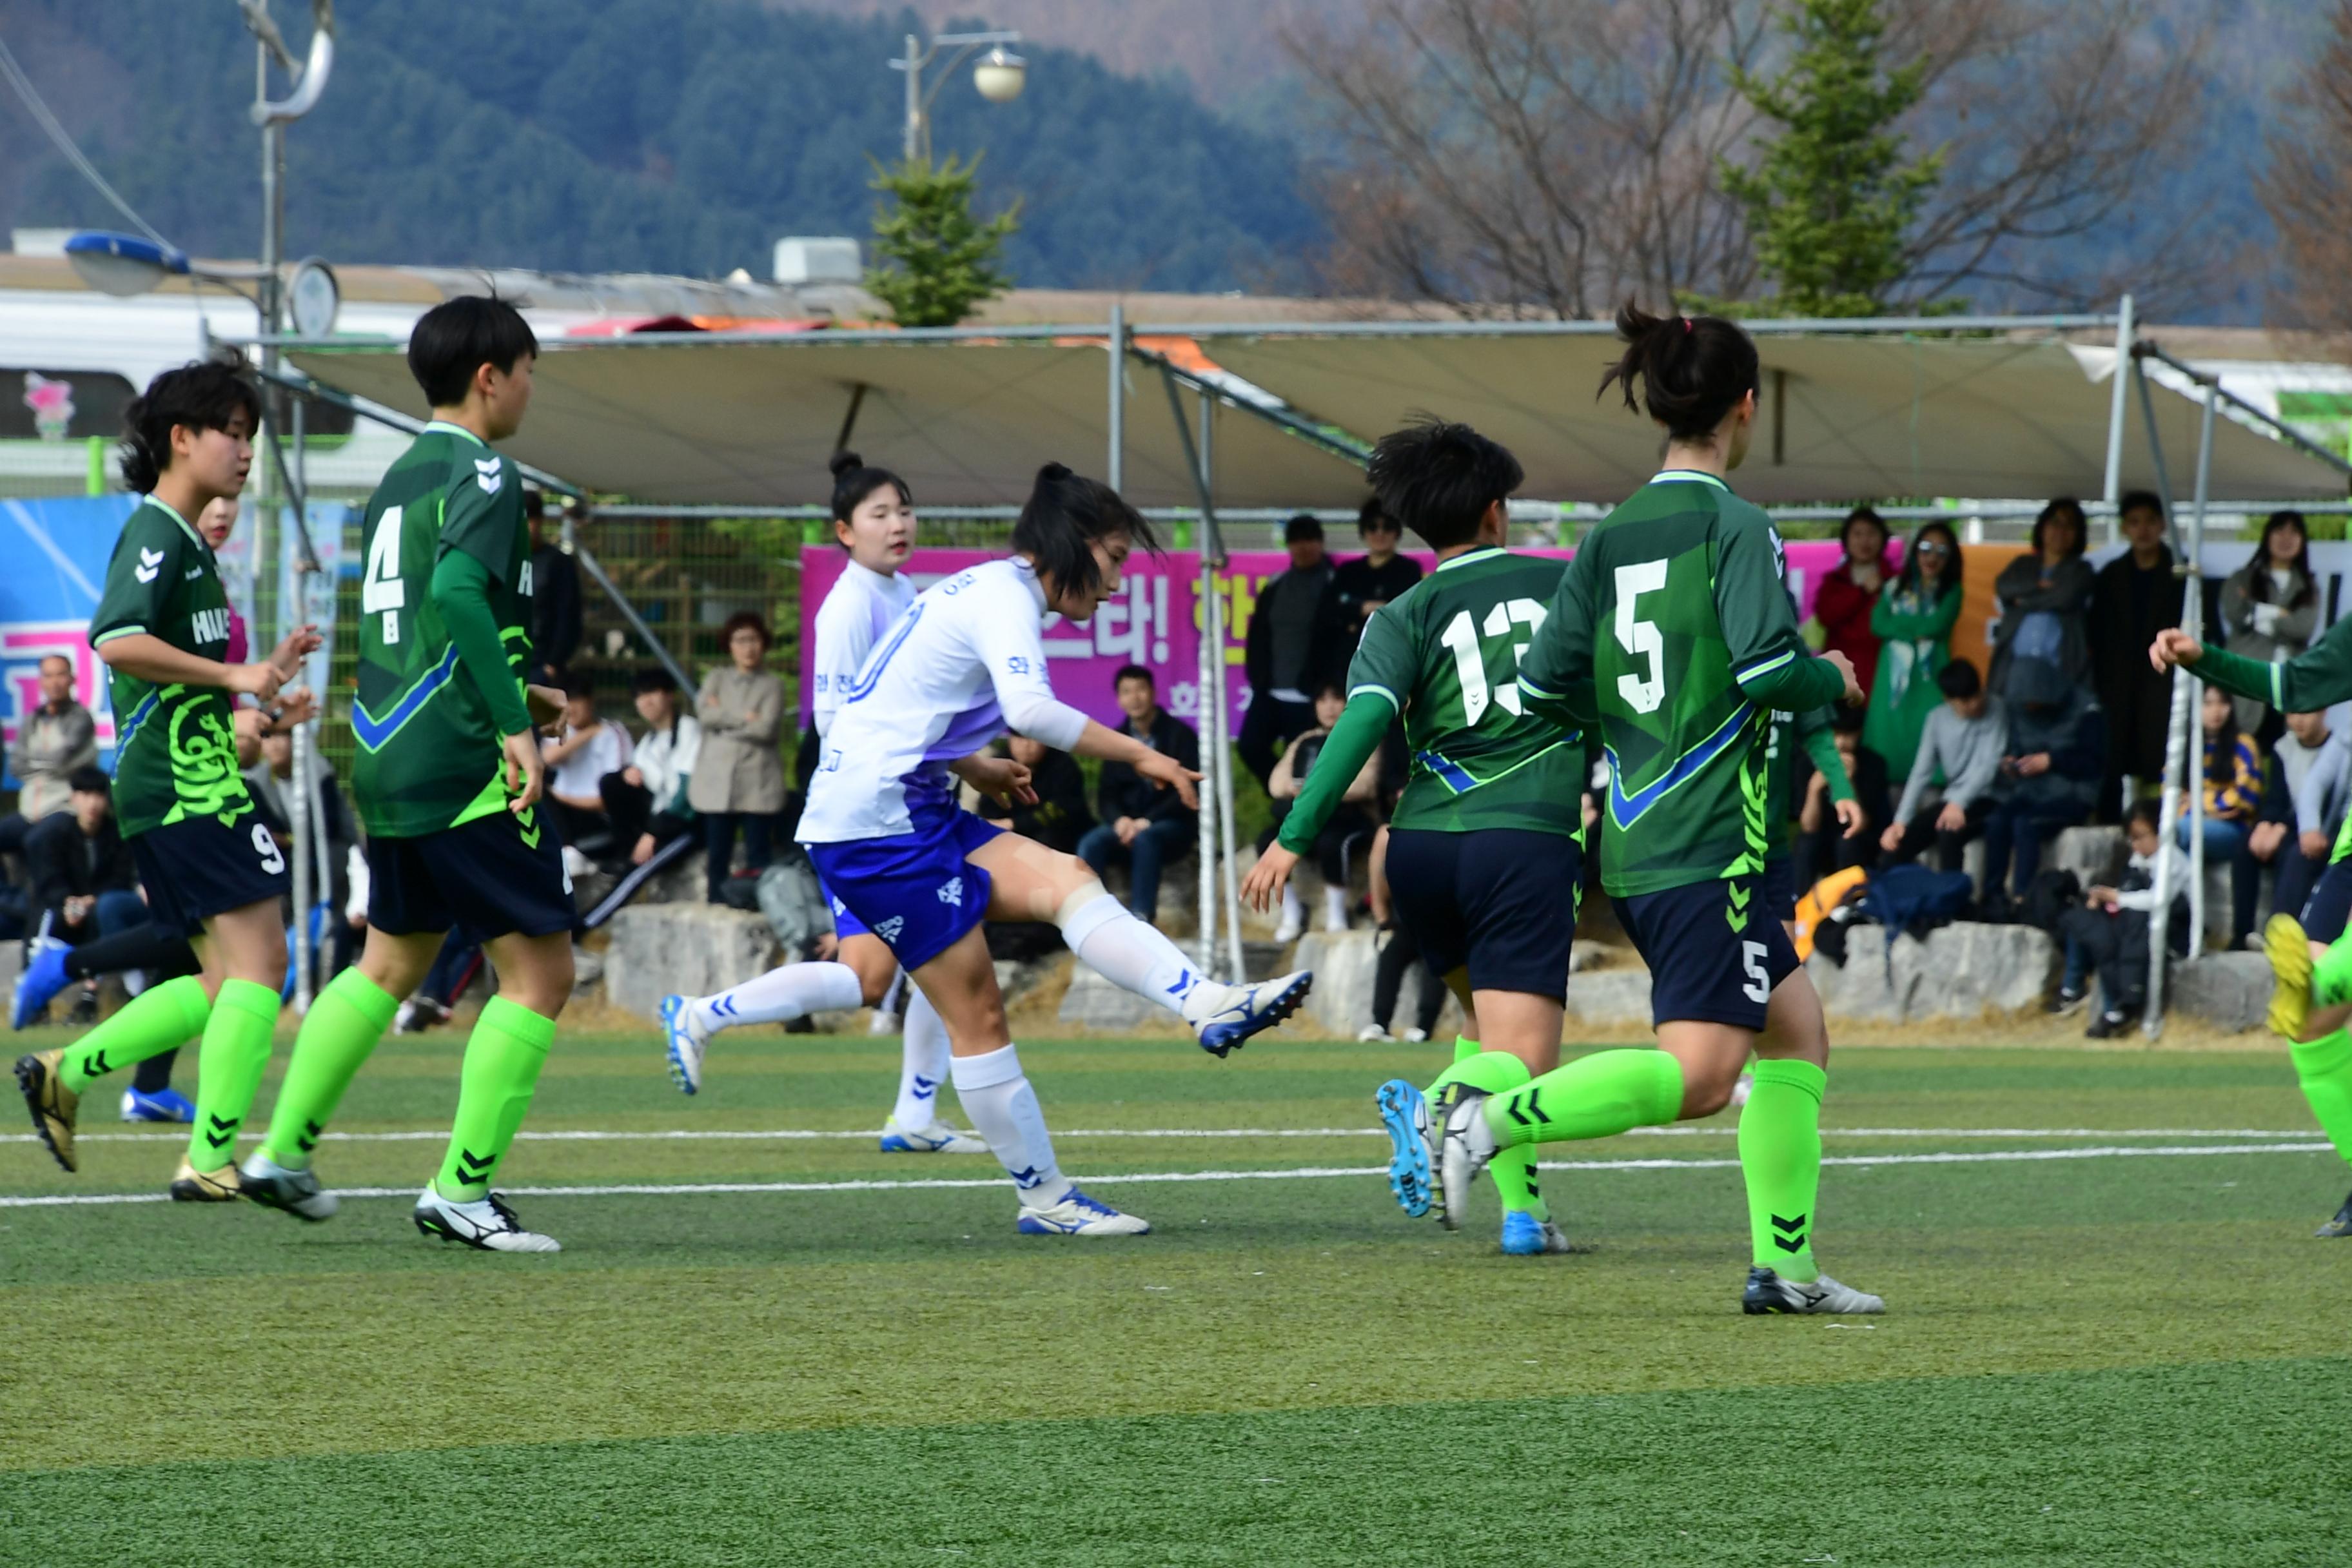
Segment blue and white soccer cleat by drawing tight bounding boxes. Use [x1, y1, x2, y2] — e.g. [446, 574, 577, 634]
[1375, 1078, 1435, 1219]
[660, 994, 708, 1095]
[119, 1086, 195, 1124]
[1500, 1210, 1583, 1256]
[879, 1117, 989, 1154]
[12, 937, 71, 1030]
[1189, 970, 1313, 1057]
[1015, 1187, 1152, 1235]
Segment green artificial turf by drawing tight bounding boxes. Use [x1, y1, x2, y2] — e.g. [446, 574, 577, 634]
[1, 1031, 2346, 1565]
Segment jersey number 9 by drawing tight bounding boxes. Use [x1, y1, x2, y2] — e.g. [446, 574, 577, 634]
[1438, 598, 1547, 727]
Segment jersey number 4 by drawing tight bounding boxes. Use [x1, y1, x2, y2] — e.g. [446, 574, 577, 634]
[1438, 598, 1547, 726]
[363, 504, 407, 645]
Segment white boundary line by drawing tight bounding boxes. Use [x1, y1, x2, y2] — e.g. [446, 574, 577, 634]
[0, 1141, 2329, 1209]
[10, 1124, 2323, 1146]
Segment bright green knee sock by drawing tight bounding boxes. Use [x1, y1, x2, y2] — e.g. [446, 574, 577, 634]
[1739, 1058, 1827, 1283]
[187, 979, 282, 1173]
[435, 996, 557, 1201]
[1427, 1043, 1545, 1219]
[57, 975, 211, 1092]
[260, 969, 399, 1170]
[1483, 1048, 1683, 1150]
[2289, 1028, 2352, 1169]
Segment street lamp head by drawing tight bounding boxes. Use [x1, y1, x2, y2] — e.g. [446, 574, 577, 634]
[63, 231, 190, 298]
[973, 46, 1026, 103]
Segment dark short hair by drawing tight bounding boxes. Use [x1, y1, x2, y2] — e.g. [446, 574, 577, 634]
[1357, 498, 1396, 535]
[1366, 417, 1525, 551]
[119, 360, 261, 494]
[1936, 659, 1983, 700]
[720, 611, 771, 652]
[631, 667, 678, 696]
[1283, 513, 1324, 544]
[68, 765, 110, 796]
[524, 487, 546, 522]
[407, 295, 539, 407]
[560, 671, 596, 701]
[2127, 798, 2163, 833]
[2119, 489, 2165, 521]
[2033, 496, 2087, 557]
[1833, 703, 1866, 736]
[1315, 678, 1348, 701]
[1113, 663, 1153, 691]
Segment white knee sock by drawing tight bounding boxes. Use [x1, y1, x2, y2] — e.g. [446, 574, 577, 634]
[1279, 884, 1304, 929]
[692, 961, 864, 1032]
[949, 1044, 1072, 1207]
[890, 986, 954, 1128]
[1322, 884, 1349, 931]
[1059, 891, 1210, 1021]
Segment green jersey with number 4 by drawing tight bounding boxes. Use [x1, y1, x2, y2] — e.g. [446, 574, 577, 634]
[1518, 471, 1845, 897]
[1345, 545, 1582, 838]
[352, 422, 534, 839]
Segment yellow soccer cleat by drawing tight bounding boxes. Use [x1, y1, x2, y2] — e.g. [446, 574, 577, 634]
[14, 1049, 78, 1173]
[168, 1159, 242, 1202]
[2265, 914, 2315, 1042]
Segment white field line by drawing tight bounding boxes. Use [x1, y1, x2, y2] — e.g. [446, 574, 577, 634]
[0, 1141, 2329, 1208]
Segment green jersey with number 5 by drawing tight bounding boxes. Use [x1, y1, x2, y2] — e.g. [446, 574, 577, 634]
[1517, 471, 1845, 897]
[351, 421, 534, 839]
[1344, 545, 1583, 838]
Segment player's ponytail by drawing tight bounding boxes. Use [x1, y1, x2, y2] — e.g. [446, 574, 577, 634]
[828, 448, 912, 526]
[1012, 462, 1159, 603]
[1598, 301, 1759, 442]
[119, 360, 261, 495]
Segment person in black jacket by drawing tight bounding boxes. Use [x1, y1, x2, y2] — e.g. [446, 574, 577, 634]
[1240, 513, 1335, 786]
[23, 767, 142, 946]
[526, 489, 584, 683]
[1075, 665, 1200, 921]
[2088, 491, 2183, 818]
[1325, 498, 1424, 652]
[978, 734, 1093, 856]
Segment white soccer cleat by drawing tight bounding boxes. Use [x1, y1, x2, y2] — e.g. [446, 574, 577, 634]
[879, 1117, 989, 1154]
[660, 994, 709, 1095]
[1357, 1023, 1391, 1042]
[1015, 1187, 1152, 1236]
[1187, 970, 1313, 1057]
[1741, 1268, 1885, 1315]
[412, 1186, 562, 1253]
[1271, 917, 1304, 945]
[239, 1152, 339, 1222]
[1435, 1087, 1497, 1233]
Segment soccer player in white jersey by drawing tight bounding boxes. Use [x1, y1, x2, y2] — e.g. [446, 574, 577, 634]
[660, 452, 983, 1153]
[798, 463, 1313, 1236]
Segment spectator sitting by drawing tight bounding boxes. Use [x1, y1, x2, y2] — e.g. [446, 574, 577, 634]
[1863, 522, 1963, 783]
[977, 734, 1093, 856]
[1988, 496, 2094, 701]
[603, 669, 700, 868]
[1326, 497, 1424, 653]
[543, 675, 632, 868]
[2249, 709, 2350, 942]
[2186, 683, 2264, 946]
[1813, 505, 1890, 701]
[1239, 513, 1335, 787]
[23, 767, 144, 972]
[526, 489, 583, 685]
[1077, 664, 1200, 923]
[2056, 801, 2186, 1038]
[0, 653, 98, 854]
[2217, 509, 2318, 738]
[2090, 490, 2184, 814]
[691, 611, 787, 903]
[1259, 680, 1382, 941]
[1880, 659, 2006, 875]
[1977, 660, 2105, 909]
[1794, 705, 1890, 892]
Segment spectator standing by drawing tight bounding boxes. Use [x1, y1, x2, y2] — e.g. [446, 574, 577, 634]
[691, 611, 786, 903]
[1240, 514, 1335, 787]
[1880, 659, 2007, 873]
[1863, 522, 1964, 781]
[3, 653, 97, 838]
[977, 735, 1092, 856]
[2252, 708, 2351, 936]
[1326, 498, 1424, 652]
[1259, 681, 1382, 941]
[2187, 684, 2264, 945]
[1976, 661, 2105, 905]
[2089, 490, 2184, 812]
[1076, 665, 1200, 923]
[2218, 510, 2318, 738]
[1988, 497, 2094, 700]
[543, 676, 633, 867]
[1812, 506, 1890, 701]
[526, 489, 583, 684]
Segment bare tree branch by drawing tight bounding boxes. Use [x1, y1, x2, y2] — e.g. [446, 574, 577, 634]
[2260, 0, 2352, 331]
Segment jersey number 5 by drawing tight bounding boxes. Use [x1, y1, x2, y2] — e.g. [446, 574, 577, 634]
[1438, 598, 1547, 727]
[1614, 560, 1669, 714]
[362, 504, 407, 645]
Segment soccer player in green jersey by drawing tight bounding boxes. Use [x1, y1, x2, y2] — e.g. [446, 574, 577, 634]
[14, 362, 320, 1199]
[1430, 305, 1885, 1313]
[2153, 616, 2352, 1236]
[1242, 419, 1587, 1255]
[238, 297, 579, 1252]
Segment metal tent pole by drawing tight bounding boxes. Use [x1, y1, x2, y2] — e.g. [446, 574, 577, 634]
[2101, 294, 2135, 547]
[1161, 362, 1238, 979]
[2183, 379, 2217, 964]
[2130, 351, 2196, 1037]
[1206, 395, 1243, 983]
[1106, 303, 1125, 493]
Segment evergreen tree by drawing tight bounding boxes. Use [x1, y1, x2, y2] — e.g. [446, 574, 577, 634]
[1721, 0, 1946, 317]
[865, 155, 1021, 328]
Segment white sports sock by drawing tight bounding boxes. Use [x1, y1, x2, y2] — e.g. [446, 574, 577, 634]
[1279, 884, 1304, 928]
[1322, 885, 1349, 931]
[692, 961, 864, 1033]
[1059, 892, 1208, 1020]
[949, 1044, 1072, 1207]
[891, 986, 954, 1128]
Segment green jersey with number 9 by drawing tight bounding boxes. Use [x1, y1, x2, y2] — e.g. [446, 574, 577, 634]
[1517, 471, 1845, 897]
[1344, 545, 1583, 838]
[351, 420, 534, 839]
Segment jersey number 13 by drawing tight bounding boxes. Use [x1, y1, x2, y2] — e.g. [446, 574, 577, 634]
[1438, 598, 1546, 727]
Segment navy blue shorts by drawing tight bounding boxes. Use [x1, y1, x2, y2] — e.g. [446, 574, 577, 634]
[131, 812, 293, 935]
[2304, 857, 2352, 945]
[814, 872, 871, 943]
[1762, 854, 1798, 924]
[1614, 872, 1801, 1032]
[368, 806, 575, 945]
[1384, 827, 1580, 1001]
[804, 783, 1003, 972]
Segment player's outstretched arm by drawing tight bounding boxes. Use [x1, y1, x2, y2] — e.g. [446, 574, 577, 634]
[2159, 614, 2352, 714]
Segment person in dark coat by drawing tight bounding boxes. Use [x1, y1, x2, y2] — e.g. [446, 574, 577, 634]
[1075, 665, 1201, 921]
[1240, 514, 1335, 787]
[977, 735, 1094, 856]
[2088, 490, 2184, 818]
[1987, 497, 2094, 701]
[526, 489, 584, 683]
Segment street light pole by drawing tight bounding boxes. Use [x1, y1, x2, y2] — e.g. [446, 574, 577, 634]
[890, 29, 1025, 166]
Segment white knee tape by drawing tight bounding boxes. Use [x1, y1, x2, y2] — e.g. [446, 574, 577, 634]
[1055, 885, 1124, 950]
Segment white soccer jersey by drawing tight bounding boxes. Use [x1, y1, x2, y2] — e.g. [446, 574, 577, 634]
[798, 557, 1091, 843]
[809, 560, 917, 739]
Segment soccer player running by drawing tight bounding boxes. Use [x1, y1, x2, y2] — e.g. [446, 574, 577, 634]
[14, 361, 320, 1199]
[660, 450, 981, 1155]
[798, 464, 1312, 1235]
[237, 297, 580, 1252]
[1240, 420, 1587, 1256]
[2153, 618, 2352, 1235]
[1428, 305, 1884, 1313]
